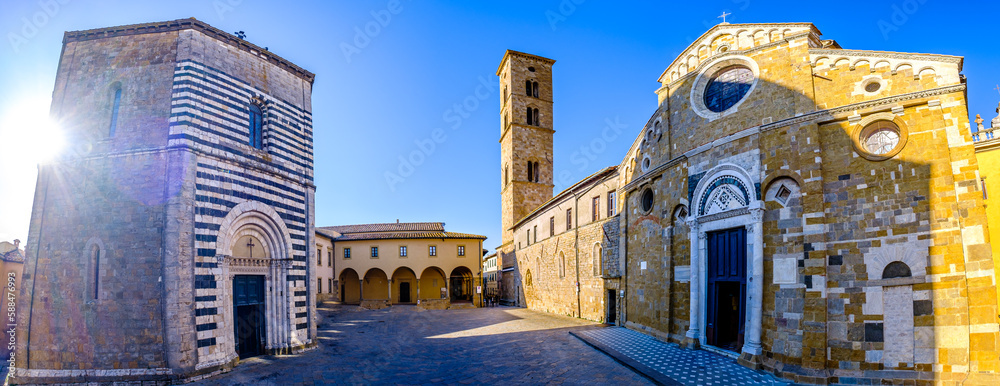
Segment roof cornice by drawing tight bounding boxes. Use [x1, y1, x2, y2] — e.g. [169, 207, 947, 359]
[63, 18, 315, 84]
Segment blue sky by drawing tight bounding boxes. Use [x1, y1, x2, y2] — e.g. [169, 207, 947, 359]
[0, 0, 998, 250]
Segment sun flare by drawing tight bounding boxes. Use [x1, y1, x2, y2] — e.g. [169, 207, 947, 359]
[0, 97, 65, 165]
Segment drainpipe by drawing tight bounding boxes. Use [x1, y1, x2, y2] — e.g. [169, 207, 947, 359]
[574, 191, 581, 319]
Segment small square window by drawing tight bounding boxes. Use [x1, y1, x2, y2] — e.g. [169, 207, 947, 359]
[776, 185, 792, 204]
[371, 246, 379, 258]
[328, 251, 332, 266]
[344, 247, 351, 259]
[458, 246, 465, 256]
[429, 246, 437, 257]
[400, 246, 407, 257]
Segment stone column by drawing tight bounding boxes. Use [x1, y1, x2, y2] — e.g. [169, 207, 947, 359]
[683, 218, 701, 349]
[416, 279, 421, 301]
[739, 204, 765, 368]
[388, 279, 393, 304]
[359, 279, 364, 301]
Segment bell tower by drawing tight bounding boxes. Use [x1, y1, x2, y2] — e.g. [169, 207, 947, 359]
[498, 50, 555, 245]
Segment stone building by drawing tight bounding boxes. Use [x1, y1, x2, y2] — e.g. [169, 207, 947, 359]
[16, 19, 317, 383]
[320, 222, 486, 309]
[496, 51, 623, 321]
[499, 22, 1000, 384]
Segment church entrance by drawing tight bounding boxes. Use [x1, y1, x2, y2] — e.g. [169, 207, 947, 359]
[233, 274, 266, 358]
[706, 227, 746, 353]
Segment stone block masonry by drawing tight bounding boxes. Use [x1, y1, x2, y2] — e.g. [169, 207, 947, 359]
[16, 18, 317, 384]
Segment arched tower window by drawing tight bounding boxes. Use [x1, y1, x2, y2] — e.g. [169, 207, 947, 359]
[108, 88, 122, 137]
[532, 108, 540, 126]
[533, 161, 540, 182]
[504, 165, 509, 186]
[532, 81, 539, 97]
[525, 80, 532, 96]
[249, 102, 264, 149]
[526, 107, 533, 125]
[527, 161, 534, 182]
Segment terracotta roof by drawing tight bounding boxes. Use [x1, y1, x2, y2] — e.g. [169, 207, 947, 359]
[333, 231, 487, 242]
[0, 249, 24, 263]
[320, 222, 445, 234]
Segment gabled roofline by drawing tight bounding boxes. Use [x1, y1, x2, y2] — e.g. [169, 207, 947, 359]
[657, 22, 820, 83]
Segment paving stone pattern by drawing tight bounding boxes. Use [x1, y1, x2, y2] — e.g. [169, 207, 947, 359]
[574, 327, 793, 385]
[194, 304, 652, 385]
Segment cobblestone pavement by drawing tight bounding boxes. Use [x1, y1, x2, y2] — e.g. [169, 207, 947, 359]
[572, 327, 794, 385]
[194, 303, 652, 385]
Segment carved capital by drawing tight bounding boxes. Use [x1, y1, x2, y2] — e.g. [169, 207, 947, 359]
[216, 254, 229, 264]
[749, 207, 765, 223]
[698, 231, 707, 240]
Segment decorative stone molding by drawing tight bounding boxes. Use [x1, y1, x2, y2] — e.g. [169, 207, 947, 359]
[850, 112, 909, 162]
[689, 55, 760, 121]
[760, 84, 965, 132]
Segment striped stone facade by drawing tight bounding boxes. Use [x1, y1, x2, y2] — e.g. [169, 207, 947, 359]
[16, 19, 316, 384]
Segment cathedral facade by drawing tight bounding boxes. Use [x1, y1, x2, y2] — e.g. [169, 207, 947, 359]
[16, 19, 317, 383]
[500, 23, 1000, 383]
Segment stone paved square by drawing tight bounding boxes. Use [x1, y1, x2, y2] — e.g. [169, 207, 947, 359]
[193, 303, 653, 385]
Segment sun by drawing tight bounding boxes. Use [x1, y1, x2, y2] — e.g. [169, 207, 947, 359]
[0, 96, 66, 165]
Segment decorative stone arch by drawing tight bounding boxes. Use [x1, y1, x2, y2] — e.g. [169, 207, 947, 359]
[850, 59, 871, 71]
[692, 163, 757, 217]
[762, 174, 802, 208]
[916, 66, 936, 80]
[683, 163, 766, 364]
[873, 60, 892, 71]
[813, 56, 831, 68]
[833, 58, 850, 69]
[865, 241, 929, 282]
[216, 200, 296, 360]
[894, 63, 913, 75]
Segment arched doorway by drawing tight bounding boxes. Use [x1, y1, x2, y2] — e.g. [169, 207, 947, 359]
[362, 268, 389, 301]
[339, 269, 360, 304]
[419, 267, 447, 300]
[231, 235, 268, 358]
[449, 266, 474, 303]
[217, 201, 295, 362]
[391, 267, 417, 304]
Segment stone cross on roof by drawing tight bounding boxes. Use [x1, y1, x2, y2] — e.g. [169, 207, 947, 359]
[718, 11, 731, 24]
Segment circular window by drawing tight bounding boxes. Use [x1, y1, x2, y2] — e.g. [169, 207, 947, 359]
[852, 116, 907, 161]
[640, 188, 654, 212]
[862, 121, 900, 155]
[641, 156, 651, 172]
[704, 65, 754, 113]
[864, 81, 881, 93]
[528, 67, 536, 72]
